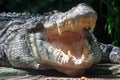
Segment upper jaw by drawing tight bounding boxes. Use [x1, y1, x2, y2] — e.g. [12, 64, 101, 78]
[41, 3, 97, 32]
[45, 16, 97, 37]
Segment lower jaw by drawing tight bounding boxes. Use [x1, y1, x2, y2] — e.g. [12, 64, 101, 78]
[45, 37, 93, 69]
[40, 57, 93, 76]
[52, 57, 93, 76]
[56, 67, 85, 76]
[28, 31, 93, 76]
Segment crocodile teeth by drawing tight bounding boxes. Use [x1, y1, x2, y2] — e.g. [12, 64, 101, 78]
[71, 23, 74, 30]
[58, 27, 62, 35]
[67, 50, 72, 58]
[84, 54, 92, 65]
[91, 24, 95, 32]
[75, 59, 82, 65]
[68, 21, 74, 30]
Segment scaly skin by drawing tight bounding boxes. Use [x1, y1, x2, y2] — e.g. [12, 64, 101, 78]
[0, 3, 120, 76]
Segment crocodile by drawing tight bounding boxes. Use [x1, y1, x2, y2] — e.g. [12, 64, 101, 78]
[0, 3, 120, 76]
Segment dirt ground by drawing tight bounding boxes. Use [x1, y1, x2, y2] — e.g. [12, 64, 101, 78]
[0, 63, 120, 80]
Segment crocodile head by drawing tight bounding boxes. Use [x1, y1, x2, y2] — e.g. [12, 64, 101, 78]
[36, 3, 98, 76]
[38, 4, 97, 75]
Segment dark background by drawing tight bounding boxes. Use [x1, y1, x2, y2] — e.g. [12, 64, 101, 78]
[0, 0, 120, 46]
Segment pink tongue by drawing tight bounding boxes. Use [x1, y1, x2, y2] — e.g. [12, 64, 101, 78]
[46, 31, 84, 57]
[47, 31, 82, 43]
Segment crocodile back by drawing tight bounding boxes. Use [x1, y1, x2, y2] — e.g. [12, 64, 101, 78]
[0, 13, 42, 49]
[0, 13, 42, 66]
[0, 13, 43, 67]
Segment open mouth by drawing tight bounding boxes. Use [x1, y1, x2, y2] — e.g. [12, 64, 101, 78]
[45, 17, 96, 69]
[25, 3, 98, 76]
[27, 3, 98, 76]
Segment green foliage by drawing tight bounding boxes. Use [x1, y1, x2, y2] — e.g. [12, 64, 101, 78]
[84, 0, 95, 5]
[105, 11, 116, 36]
[84, 0, 120, 46]
[103, 0, 120, 46]
[0, 0, 55, 13]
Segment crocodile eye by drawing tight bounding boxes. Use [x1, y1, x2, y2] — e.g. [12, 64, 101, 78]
[29, 23, 44, 33]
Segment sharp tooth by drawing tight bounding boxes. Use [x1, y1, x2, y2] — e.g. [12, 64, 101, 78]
[75, 59, 82, 65]
[68, 21, 74, 30]
[67, 21, 71, 24]
[91, 24, 95, 32]
[67, 50, 71, 55]
[80, 53, 85, 63]
[71, 23, 74, 30]
[67, 50, 73, 58]
[58, 27, 62, 35]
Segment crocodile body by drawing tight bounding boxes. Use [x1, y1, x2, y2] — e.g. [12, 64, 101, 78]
[0, 3, 120, 76]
